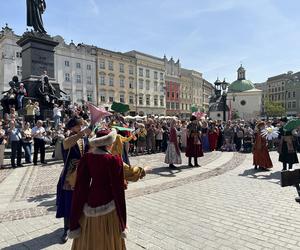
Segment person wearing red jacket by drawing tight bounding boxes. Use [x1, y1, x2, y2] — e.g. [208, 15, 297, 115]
[68, 129, 127, 250]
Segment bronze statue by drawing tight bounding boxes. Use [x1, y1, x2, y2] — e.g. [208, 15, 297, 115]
[26, 0, 46, 33]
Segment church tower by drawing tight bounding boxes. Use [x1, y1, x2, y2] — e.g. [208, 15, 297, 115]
[237, 64, 246, 80]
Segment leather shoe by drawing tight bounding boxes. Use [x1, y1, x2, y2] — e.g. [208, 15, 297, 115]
[60, 232, 68, 244]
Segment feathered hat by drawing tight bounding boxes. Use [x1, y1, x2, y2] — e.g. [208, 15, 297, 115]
[89, 129, 117, 147]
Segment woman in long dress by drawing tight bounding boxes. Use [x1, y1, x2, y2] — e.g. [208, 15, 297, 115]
[201, 121, 210, 152]
[68, 129, 126, 250]
[208, 121, 219, 151]
[165, 120, 182, 169]
[253, 121, 273, 170]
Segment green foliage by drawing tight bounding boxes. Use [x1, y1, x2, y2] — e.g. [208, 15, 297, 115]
[232, 109, 240, 120]
[264, 100, 285, 117]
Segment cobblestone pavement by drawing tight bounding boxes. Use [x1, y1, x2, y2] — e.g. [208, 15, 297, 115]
[1, 151, 300, 249]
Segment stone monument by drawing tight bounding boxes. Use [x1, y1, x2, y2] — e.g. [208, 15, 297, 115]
[14, 0, 68, 119]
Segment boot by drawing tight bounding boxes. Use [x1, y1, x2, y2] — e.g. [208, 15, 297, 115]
[169, 164, 177, 169]
[194, 157, 200, 167]
[188, 157, 194, 167]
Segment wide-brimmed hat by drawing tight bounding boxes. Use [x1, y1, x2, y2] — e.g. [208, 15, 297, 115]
[256, 121, 265, 128]
[89, 129, 117, 147]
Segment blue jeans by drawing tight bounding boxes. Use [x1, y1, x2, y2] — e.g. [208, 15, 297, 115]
[22, 142, 32, 163]
[54, 115, 61, 128]
[17, 95, 24, 109]
[11, 141, 22, 167]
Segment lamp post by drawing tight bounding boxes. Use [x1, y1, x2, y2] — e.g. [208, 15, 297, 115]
[221, 79, 229, 121]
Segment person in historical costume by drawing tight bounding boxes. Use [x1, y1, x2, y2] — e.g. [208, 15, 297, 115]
[165, 120, 182, 169]
[68, 129, 127, 250]
[179, 121, 187, 152]
[201, 121, 210, 152]
[186, 115, 203, 167]
[253, 121, 273, 170]
[277, 117, 299, 171]
[208, 121, 219, 151]
[56, 117, 91, 243]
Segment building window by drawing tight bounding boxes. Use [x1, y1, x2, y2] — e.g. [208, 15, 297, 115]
[108, 61, 113, 70]
[120, 78, 125, 88]
[146, 95, 150, 106]
[160, 97, 164, 106]
[160, 73, 163, 80]
[154, 96, 158, 106]
[129, 65, 134, 75]
[171, 102, 175, 109]
[99, 59, 105, 69]
[146, 80, 150, 90]
[100, 76, 105, 85]
[292, 101, 296, 108]
[16, 52, 22, 58]
[109, 76, 114, 86]
[109, 96, 114, 103]
[129, 80, 134, 89]
[64, 60, 69, 67]
[176, 103, 179, 110]
[65, 73, 70, 82]
[176, 93, 179, 99]
[288, 92, 291, 98]
[100, 95, 106, 102]
[87, 64, 92, 70]
[167, 92, 170, 98]
[288, 102, 291, 108]
[160, 82, 164, 92]
[146, 69, 150, 78]
[76, 63, 81, 69]
[76, 90, 83, 102]
[139, 68, 143, 77]
[129, 95, 134, 104]
[293, 91, 296, 98]
[119, 63, 124, 73]
[87, 76, 92, 85]
[87, 92, 93, 102]
[139, 79, 143, 89]
[240, 100, 246, 106]
[154, 71, 158, 80]
[154, 82, 158, 91]
[17, 66, 22, 76]
[120, 94, 125, 103]
[76, 75, 81, 83]
[172, 92, 174, 98]
[139, 96, 143, 105]
[166, 102, 170, 109]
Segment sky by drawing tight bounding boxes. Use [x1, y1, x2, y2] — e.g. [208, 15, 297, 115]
[1, 0, 300, 84]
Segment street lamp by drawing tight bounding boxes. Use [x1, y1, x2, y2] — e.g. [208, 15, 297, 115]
[221, 79, 229, 121]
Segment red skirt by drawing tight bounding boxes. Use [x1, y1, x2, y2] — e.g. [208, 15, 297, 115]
[185, 137, 204, 158]
[253, 145, 273, 169]
[208, 133, 218, 151]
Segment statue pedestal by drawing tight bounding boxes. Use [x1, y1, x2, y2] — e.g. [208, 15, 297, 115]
[16, 31, 65, 120]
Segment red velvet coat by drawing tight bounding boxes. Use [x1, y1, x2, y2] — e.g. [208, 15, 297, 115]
[69, 151, 126, 232]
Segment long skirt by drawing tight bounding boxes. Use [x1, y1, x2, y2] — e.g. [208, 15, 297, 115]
[72, 209, 126, 250]
[253, 146, 273, 169]
[0, 144, 4, 166]
[165, 143, 182, 164]
[185, 137, 204, 158]
[202, 135, 210, 152]
[208, 133, 218, 151]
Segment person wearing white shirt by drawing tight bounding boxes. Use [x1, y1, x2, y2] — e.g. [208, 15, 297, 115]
[32, 120, 47, 165]
[53, 104, 63, 128]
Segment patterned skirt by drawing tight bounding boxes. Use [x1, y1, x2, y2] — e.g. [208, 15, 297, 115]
[165, 143, 182, 164]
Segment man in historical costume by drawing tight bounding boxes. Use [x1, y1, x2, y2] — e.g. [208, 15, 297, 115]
[277, 117, 299, 171]
[68, 129, 127, 249]
[253, 121, 273, 170]
[186, 115, 203, 167]
[27, 0, 47, 33]
[56, 117, 91, 243]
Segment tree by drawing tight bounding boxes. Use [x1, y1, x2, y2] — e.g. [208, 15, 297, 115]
[264, 100, 285, 118]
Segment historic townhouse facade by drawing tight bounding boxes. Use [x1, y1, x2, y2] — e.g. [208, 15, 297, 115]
[0, 25, 22, 94]
[164, 56, 181, 116]
[180, 68, 194, 119]
[96, 48, 136, 110]
[53, 36, 97, 104]
[203, 79, 214, 112]
[125, 51, 165, 115]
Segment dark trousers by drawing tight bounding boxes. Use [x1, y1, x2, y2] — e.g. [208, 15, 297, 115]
[283, 162, 293, 171]
[33, 138, 45, 164]
[11, 141, 22, 167]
